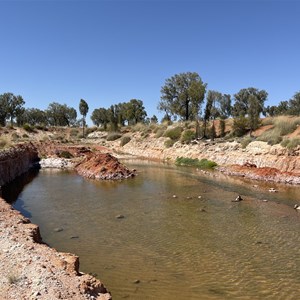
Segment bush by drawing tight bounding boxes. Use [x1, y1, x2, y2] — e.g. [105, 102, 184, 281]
[106, 132, 122, 141]
[175, 157, 217, 169]
[120, 135, 131, 146]
[240, 136, 254, 149]
[85, 127, 98, 136]
[281, 138, 300, 149]
[155, 128, 165, 138]
[23, 123, 35, 132]
[164, 126, 183, 141]
[232, 117, 248, 137]
[273, 116, 300, 135]
[35, 124, 48, 131]
[0, 138, 8, 149]
[180, 129, 196, 144]
[164, 138, 175, 148]
[57, 150, 73, 159]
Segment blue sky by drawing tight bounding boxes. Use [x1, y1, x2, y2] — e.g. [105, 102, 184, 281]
[1, 0, 299, 123]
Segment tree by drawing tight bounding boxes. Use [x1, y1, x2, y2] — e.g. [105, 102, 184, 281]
[288, 91, 300, 115]
[91, 108, 109, 129]
[46, 102, 77, 127]
[158, 72, 207, 121]
[233, 87, 267, 117]
[125, 99, 147, 125]
[248, 95, 261, 132]
[0, 92, 25, 127]
[17, 108, 47, 126]
[79, 99, 89, 137]
[232, 87, 268, 135]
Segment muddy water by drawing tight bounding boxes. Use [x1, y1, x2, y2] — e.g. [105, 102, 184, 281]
[4, 161, 300, 299]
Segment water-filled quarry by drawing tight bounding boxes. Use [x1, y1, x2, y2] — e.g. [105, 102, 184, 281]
[3, 160, 300, 300]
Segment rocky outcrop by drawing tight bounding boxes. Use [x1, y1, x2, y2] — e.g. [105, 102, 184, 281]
[0, 143, 39, 186]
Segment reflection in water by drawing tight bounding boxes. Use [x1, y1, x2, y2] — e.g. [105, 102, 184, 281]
[2, 161, 300, 300]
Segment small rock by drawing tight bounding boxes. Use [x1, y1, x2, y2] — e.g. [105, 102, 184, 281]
[172, 195, 177, 198]
[263, 199, 268, 202]
[268, 188, 278, 193]
[133, 279, 140, 284]
[54, 228, 63, 232]
[198, 196, 202, 199]
[232, 195, 243, 202]
[70, 236, 79, 239]
[116, 214, 125, 219]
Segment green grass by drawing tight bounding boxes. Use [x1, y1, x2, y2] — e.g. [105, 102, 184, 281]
[175, 157, 217, 169]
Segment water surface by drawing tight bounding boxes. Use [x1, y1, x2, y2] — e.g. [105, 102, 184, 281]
[4, 161, 300, 299]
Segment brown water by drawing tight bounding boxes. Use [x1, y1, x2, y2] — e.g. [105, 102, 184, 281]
[4, 161, 300, 299]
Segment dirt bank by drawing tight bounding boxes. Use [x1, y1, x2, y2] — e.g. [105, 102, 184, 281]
[90, 133, 300, 185]
[0, 198, 111, 300]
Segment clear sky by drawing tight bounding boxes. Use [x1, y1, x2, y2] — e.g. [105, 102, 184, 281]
[1, 0, 299, 123]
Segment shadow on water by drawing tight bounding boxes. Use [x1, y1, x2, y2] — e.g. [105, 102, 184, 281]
[1, 167, 40, 218]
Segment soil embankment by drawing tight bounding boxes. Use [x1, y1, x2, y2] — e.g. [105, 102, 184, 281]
[96, 134, 300, 184]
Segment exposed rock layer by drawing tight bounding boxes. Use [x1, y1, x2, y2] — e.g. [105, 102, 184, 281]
[0, 198, 111, 300]
[0, 143, 39, 186]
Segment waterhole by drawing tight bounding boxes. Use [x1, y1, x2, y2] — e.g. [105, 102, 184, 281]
[3, 160, 300, 299]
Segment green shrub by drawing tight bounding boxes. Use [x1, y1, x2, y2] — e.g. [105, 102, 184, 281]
[57, 151, 73, 159]
[85, 127, 98, 136]
[22, 133, 29, 138]
[232, 117, 248, 137]
[155, 128, 165, 138]
[175, 157, 217, 169]
[131, 123, 147, 132]
[257, 129, 282, 145]
[35, 124, 48, 131]
[23, 123, 35, 132]
[106, 132, 122, 141]
[261, 118, 274, 126]
[164, 139, 175, 148]
[281, 138, 300, 149]
[120, 135, 131, 146]
[273, 116, 300, 135]
[180, 129, 196, 144]
[240, 136, 254, 149]
[164, 126, 183, 141]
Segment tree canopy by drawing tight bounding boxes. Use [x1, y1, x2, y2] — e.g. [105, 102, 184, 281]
[0, 92, 25, 126]
[158, 72, 207, 121]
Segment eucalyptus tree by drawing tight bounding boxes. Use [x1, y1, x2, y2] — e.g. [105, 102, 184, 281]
[17, 108, 47, 126]
[0, 92, 25, 126]
[125, 99, 147, 125]
[79, 99, 89, 137]
[91, 108, 109, 129]
[232, 87, 268, 135]
[46, 102, 77, 127]
[158, 72, 207, 121]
